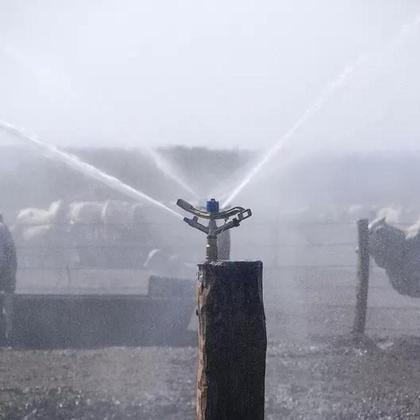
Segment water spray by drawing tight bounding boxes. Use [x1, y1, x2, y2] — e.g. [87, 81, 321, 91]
[0, 43, 199, 202]
[145, 148, 199, 200]
[176, 198, 252, 261]
[222, 56, 366, 207]
[0, 118, 183, 219]
[222, 14, 420, 207]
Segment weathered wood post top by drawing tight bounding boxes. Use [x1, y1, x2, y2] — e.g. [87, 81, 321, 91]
[177, 198, 267, 420]
[197, 260, 266, 420]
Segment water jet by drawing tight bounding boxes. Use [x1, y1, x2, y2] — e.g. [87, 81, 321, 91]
[0, 118, 182, 219]
[223, 14, 420, 207]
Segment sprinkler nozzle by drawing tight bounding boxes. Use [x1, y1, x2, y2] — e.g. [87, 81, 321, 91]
[206, 199, 219, 214]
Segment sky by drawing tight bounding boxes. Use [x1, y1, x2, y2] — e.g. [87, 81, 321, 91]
[0, 0, 419, 151]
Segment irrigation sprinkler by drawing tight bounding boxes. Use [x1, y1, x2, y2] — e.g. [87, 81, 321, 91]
[176, 198, 252, 261]
[177, 198, 266, 420]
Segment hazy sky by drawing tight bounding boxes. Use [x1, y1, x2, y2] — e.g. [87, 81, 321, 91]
[0, 0, 419, 150]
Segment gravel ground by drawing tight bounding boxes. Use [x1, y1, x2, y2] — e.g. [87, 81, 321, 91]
[2, 269, 420, 419]
[2, 335, 420, 419]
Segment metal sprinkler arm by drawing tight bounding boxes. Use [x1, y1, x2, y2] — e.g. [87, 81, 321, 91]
[176, 198, 252, 261]
[183, 216, 209, 234]
[177, 199, 211, 219]
[214, 219, 239, 235]
[213, 208, 252, 235]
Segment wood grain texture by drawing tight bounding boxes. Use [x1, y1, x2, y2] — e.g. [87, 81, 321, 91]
[196, 261, 266, 420]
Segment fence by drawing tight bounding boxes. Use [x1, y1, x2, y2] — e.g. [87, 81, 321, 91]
[234, 219, 420, 339]
[13, 219, 420, 338]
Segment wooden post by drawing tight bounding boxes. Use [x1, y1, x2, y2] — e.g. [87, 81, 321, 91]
[352, 219, 370, 334]
[196, 261, 266, 420]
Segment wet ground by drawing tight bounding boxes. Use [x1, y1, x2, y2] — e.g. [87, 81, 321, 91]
[2, 336, 420, 419]
[2, 269, 420, 419]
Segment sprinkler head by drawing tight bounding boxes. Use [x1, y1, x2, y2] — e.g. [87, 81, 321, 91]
[176, 198, 252, 261]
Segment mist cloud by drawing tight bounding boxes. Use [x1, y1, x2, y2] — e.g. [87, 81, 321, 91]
[0, 0, 419, 151]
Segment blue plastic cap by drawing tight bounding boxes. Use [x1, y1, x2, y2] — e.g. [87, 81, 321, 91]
[206, 198, 219, 214]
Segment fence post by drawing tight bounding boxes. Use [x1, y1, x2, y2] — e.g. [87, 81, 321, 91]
[196, 261, 266, 420]
[271, 216, 280, 267]
[352, 219, 370, 335]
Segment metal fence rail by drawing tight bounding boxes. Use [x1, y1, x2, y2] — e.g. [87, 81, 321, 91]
[13, 220, 360, 269]
[12, 219, 420, 337]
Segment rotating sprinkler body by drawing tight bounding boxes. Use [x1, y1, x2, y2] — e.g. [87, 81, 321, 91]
[176, 198, 252, 261]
